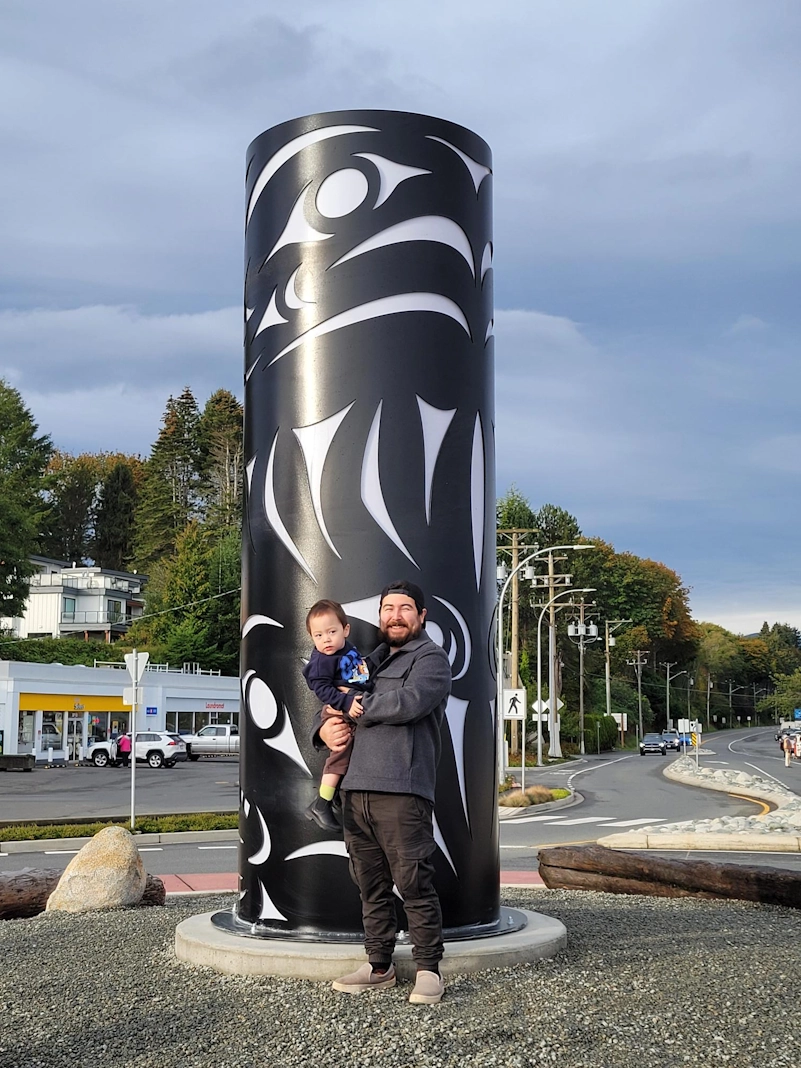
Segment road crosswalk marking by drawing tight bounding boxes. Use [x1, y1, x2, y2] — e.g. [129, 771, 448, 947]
[599, 818, 667, 827]
[555, 817, 621, 825]
[501, 814, 667, 828]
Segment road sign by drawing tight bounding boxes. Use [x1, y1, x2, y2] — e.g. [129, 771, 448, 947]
[502, 689, 526, 720]
[691, 732, 698, 747]
[530, 697, 564, 715]
[122, 687, 142, 707]
[145, 706, 157, 717]
[124, 651, 149, 684]
[794, 709, 801, 721]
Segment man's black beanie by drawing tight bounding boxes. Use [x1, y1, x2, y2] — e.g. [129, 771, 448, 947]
[379, 580, 426, 614]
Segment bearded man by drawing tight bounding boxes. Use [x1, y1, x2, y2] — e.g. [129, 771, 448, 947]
[312, 579, 451, 1004]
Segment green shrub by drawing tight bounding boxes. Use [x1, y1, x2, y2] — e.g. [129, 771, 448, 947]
[0, 812, 239, 841]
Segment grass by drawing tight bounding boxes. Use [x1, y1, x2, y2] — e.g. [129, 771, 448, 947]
[498, 785, 570, 809]
[0, 812, 239, 841]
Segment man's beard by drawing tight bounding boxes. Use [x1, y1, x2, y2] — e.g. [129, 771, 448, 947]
[379, 619, 423, 647]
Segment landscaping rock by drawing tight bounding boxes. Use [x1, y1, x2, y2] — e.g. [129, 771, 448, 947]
[46, 827, 146, 913]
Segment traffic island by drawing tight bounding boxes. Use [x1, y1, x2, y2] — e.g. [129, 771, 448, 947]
[174, 908, 567, 979]
[597, 756, 801, 852]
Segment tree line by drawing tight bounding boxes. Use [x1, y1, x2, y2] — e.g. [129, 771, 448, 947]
[0, 379, 242, 673]
[498, 487, 801, 747]
[2, 377, 799, 721]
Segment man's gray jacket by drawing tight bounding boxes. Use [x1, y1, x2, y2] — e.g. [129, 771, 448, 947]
[311, 632, 452, 804]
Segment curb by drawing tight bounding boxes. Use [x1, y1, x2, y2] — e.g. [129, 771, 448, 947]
[498, 790, 580, 821]
[598, 758, 801, 852]
[0, 828, 238, 854]
[598, 830, 801, 852]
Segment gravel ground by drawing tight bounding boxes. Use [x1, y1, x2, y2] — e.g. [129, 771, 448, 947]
[1, 890, 799, 1068]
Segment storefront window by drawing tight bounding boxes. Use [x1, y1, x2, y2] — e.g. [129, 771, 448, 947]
[18, 711, 35, 754]
[109, 713, 130, 739]
[41, 712, 64, 751]
[177, 712, 194, 735]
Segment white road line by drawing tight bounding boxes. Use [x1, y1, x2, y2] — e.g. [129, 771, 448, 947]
[554, 817, 617, 825]
[500, 845, 536, 850]
[600, 818, 667, 827]
[44, 850, 80, 855]
[197, 845, 237, 850]
[743, 761, 790, 788]
[566, 755, 631, 787]
[138, 847, 163, 852]
[500, 814, 570, 825]
[0, 852, 9, 857]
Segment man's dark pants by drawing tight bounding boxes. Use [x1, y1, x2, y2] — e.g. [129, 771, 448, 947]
[343, 791, 443, 970]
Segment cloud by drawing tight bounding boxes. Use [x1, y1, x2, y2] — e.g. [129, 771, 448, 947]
[0, 304, 242, 454]
[724, 314, 769, 336]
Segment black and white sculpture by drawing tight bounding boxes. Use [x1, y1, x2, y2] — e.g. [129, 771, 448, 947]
[233, 111, 498, 939]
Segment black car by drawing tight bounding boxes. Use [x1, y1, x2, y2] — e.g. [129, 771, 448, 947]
[639, 733, 667, 756]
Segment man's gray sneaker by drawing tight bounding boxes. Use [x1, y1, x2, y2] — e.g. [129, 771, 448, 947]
[332, 962, 396, 994]
[409, 970, 444, 1004]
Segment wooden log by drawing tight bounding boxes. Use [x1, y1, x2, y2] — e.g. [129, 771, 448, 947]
[538, 845, 801, 909]
[0, 868, 166, 920]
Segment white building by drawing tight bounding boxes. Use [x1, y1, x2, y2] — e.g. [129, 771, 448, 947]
[0, 556, 146, 643]
[0, 660, 240, 762]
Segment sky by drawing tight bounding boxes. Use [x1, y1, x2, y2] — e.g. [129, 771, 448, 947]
[1, 0, 799, 635]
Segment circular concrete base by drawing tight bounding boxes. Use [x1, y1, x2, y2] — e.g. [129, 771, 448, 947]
[175, 909, 567, 980]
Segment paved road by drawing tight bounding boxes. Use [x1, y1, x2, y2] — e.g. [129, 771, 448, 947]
[3, 727, 800, 879]
[500, 726, 801, 871]
[0, 756, 239, 821]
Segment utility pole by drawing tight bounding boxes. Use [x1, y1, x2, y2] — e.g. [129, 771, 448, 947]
[604, 619, 631, 746]
[626, 650, 649, 742]
[567, 601, 599, 755]
[727, 680, 745, 726]
[497, 528, 538, 760]
[706, 675, 713, 729]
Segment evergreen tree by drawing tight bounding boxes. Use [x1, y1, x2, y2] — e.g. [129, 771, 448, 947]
[41, 451, 101, 563]
[94, 460, 137, 570]
[197, 389, 243, 529]
[0, 380, 52, 617]
[133, 388, 201, 567]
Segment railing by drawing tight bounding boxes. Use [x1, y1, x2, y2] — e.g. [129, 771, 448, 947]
[30, 574, 141, 593]
[61, 611, 129, 626]
[91, 660, 217, 675]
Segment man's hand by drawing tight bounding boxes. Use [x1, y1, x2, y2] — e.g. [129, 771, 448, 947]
[319, 713, 351, 752]
[348, 696, 364, 720]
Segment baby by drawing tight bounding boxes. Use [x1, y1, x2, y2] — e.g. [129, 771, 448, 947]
[302, 599, 371, 831]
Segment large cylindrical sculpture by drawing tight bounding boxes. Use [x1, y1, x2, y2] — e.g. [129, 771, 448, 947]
[235, 110, 497, 939]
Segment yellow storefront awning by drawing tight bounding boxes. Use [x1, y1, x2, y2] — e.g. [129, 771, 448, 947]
[19, 693, 128, 713]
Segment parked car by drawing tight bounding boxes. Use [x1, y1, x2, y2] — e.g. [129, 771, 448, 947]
[40, 723, 63, 749]
[86, 732, 187, 768]
[660, 730, 682, 751]
[640, 733, 667, 756]
[183, 724, 239, 760]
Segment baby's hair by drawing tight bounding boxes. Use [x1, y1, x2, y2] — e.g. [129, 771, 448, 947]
[306, 599, 348, 633]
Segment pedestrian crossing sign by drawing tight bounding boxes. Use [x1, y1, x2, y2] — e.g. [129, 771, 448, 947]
[502, 689, 526, 720]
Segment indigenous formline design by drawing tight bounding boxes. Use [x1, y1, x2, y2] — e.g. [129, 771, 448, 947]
[239, 111, 498, 939]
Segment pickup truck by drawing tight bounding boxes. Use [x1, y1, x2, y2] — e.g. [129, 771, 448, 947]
[183, 723, 240, 760]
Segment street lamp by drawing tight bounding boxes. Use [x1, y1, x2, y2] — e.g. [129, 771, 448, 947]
[664, 663, 686, 729]
[567, 603, 599, 754]
[495, 544, 593, 783]
[536, 587, 595, 765]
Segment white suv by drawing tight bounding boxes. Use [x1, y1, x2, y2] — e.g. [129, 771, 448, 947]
[87, 732, 187, 769]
